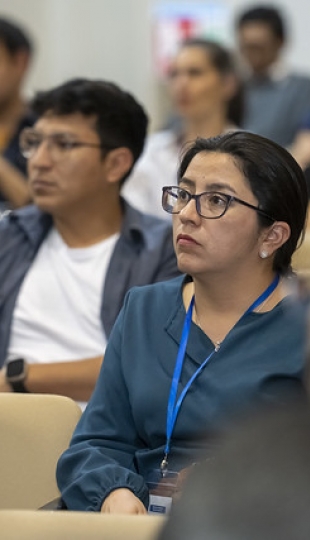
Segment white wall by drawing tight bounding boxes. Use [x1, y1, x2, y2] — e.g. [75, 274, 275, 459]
[0, 0, 309, 129]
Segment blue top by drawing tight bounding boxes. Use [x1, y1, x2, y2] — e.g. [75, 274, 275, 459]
[0, 200, 179, 367]
[57, 275, 306, 511]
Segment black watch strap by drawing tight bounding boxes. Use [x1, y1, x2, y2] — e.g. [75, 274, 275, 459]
[6, 358, 29, 393]
[9, 380, 29, 393]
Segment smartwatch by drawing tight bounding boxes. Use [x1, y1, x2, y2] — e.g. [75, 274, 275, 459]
[5, 358, 29, 392]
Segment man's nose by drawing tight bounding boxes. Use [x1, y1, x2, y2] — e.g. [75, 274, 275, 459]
[29, 139, 54, 167]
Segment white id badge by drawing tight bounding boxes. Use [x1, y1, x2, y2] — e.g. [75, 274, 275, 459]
[148, 494, 173, 515]
[146, 469, 179, 515]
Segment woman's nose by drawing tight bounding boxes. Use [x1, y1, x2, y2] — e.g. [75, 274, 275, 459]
[179, 197, 201, 223]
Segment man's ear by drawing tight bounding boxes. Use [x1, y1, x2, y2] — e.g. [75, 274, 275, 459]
[259, 221, 291, 257]
[103, 147, 134, 184]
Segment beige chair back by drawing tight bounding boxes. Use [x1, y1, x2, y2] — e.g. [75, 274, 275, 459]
[0, 393, 81, 509]
[0, 510, 166, 540]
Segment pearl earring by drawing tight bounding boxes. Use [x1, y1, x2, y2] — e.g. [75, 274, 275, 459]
[260, 250, 269, 259]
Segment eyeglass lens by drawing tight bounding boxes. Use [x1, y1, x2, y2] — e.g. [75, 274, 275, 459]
[20, 131, 81, 159]
[163, 187, 229, 218]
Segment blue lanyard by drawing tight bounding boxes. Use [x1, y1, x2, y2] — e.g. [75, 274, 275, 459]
[160, 274, 280, 474]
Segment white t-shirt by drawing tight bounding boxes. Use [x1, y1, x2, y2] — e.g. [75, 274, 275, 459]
[122, 130, 179, 220]
[122, 126, 238, 219]
[7, 227, 120, 364]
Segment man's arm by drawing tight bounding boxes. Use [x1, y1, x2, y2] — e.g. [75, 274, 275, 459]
[0, 156, 31, 208]
[0, 356, 103, 401]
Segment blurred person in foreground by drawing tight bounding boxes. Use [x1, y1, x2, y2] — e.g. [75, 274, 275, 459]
[0, 78, 179, 403]
[57, 131, 308, 514]
[236, 5, 310, 147]
[159, 398, 310, 540]
[123, 38, 243, 219]
[0, 17, 35, 212]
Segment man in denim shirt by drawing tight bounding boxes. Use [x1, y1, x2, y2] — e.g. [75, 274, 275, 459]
[0, 78, 179, 402]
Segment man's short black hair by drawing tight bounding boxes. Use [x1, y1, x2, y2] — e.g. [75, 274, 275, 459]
[237, 5, 286, 42]
[0, 17, 33, 55]
[31, 78, 149, 184]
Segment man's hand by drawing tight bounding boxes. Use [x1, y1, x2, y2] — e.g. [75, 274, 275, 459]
[0, 368, 12, 392]
[101, 488, 147, 515]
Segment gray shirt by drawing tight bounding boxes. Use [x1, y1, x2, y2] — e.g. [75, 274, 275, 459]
[242, 73, 310, 146]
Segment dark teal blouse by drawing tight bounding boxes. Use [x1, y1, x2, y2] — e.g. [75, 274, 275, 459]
[57, 276, 306, 511]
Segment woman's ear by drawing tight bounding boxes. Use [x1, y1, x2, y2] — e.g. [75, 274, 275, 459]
[259, 221, 291, 258]
[103, 147, 134, 184]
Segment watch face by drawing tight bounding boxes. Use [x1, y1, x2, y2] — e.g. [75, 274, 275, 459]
[6, 359, 24, 379]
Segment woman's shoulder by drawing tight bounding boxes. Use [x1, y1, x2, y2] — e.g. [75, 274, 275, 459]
[131, 274, 184, 296]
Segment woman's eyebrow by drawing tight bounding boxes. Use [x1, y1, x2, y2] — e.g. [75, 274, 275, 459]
[179, 177, 237, 194]
[178, 177, 195, 188]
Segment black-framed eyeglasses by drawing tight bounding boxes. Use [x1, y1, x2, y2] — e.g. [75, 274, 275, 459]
[19, 128, 106, 160]
[162, 186, 275, 221]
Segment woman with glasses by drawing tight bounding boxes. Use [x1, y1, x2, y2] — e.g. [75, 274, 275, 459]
[123, 37, 243, 219]
[57, 131, 308, 515]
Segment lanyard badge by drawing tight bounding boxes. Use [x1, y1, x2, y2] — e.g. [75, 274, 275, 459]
[147, 275, 280, 514]
[161, 274, 280, 474]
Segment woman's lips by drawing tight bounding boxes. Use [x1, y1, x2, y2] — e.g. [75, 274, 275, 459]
[177, 234, 199, 246]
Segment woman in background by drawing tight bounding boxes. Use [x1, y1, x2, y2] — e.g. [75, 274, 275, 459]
[123, 38, 243, 218]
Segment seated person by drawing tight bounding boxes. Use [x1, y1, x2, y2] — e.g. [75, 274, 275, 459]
[56, 131, 308, 514]
[0, 78, 179, 403]
[123, 38, 243, 219]
[236, 5, 310, 147]
[0, 17, 35, 212]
